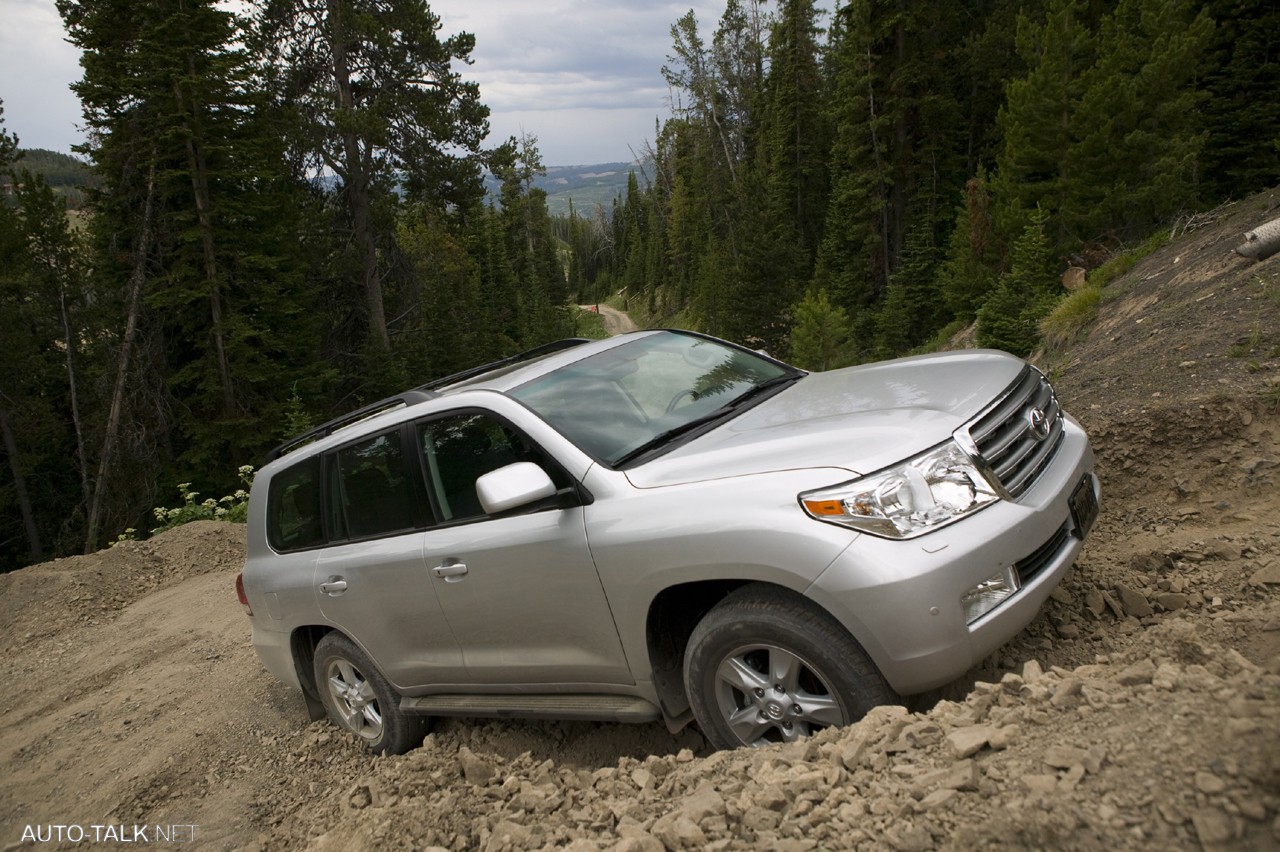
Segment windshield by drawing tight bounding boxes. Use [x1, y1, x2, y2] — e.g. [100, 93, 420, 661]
[510, 332, 797, 466]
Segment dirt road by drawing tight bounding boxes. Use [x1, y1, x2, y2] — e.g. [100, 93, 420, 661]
[579, 304, 638, 336]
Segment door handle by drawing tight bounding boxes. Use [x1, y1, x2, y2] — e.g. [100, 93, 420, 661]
[432, 561, 469, 582]
[318, 577, 348, 595]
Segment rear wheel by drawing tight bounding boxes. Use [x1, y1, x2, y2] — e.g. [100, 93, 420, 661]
[313, 632, 426, 755]
[684, 585, 898, 750]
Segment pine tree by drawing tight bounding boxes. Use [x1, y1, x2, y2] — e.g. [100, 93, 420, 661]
[491, 135, 574, 347]
[1071, 0, 1212, 241]
[396, 206, 483, 377]
[0, 107, 47, 568]
[0, 103, 104, 569]
[813, 1, 892, 329]
[255, 0, 489, 354]
[1201, 0, 1280, 200]
[874, 220, 944, 357]
[991, 0, 1095, 249]
[814, 0, 974, 354]
[760, 0, 829, 265]
[938, 168, 1002, 320]
[61, 0, 333, 546]
[976, 205, 1059, 356]
[789, 289, 853, 370]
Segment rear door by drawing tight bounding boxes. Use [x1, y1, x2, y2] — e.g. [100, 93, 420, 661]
[417, 411, 632, 685]
[312, 426, 466, 688]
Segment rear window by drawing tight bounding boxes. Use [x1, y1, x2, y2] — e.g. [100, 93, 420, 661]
[266, 456, 323, 551]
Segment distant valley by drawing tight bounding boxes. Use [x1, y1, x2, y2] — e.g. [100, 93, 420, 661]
[13, 148, 642, 218]
[482, 161, 642, 217]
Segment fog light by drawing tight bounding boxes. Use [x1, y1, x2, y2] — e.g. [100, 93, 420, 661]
[961, 567, 1020, 624]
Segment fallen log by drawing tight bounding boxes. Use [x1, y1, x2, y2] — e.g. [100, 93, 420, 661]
[1235, 216, 1280, 261]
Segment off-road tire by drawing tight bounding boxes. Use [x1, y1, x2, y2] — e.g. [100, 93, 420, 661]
[684, 584, 899, 750]
[313, 632, 426, 755]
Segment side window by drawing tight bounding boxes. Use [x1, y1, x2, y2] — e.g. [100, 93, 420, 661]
[334, 430, 416, 540]
[267, 456, 323, 551]
[420, 413, 568, 523]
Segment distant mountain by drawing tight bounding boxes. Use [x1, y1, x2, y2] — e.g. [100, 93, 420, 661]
[5, 153, 644, 217]
[482, 161, 644, 217]
[7, 148, 96, 209]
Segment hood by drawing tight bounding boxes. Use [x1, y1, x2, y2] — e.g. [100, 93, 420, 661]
[625, 349, 1026, 488]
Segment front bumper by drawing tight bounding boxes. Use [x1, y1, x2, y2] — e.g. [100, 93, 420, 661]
[806, 417, 1097, 695]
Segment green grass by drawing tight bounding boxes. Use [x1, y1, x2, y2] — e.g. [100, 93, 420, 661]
[1036, 230, 1172, 348]
[1089, 230, 1170, 291]
[1252, 271, 1280, 308]
[1040, 285, 1103, 348]
[1263, 382, 1280, 414]
[574, 308, 609, 339]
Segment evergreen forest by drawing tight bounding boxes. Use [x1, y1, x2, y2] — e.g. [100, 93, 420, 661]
[1, 0, 1277, 572]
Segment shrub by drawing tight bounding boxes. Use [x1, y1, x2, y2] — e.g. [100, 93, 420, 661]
[148, 466, 255, 535]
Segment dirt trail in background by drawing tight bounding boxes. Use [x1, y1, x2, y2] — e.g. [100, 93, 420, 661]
[2, 191, 1279, 850]
[581, 304, 637, 336]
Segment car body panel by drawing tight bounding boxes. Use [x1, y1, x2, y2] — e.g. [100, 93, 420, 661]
[805, 418, 1096, 693]
[239, 330, 1098, 740]
[627, 350, 1025, 488]
[417, 506, 633, 686]
[313, 532, 467, 688]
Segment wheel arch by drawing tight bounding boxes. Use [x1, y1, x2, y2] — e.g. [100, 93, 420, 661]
[645, 579, 800, 727]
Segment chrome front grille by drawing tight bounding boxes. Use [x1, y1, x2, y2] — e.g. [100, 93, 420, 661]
[964, 366, 1064, 499]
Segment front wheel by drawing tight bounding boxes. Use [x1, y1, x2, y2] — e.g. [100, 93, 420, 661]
[683, 585, 899, 750]
[313, 632, 426, 755]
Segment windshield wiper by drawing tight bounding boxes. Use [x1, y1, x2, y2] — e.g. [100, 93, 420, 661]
[610, 374, 802, 468]
[723, 373, 801, 409]
[610, 409, 735, 468]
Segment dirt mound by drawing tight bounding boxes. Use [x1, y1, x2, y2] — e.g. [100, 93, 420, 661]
[2, 191, 1279, 850]
[0, 521, 245, 653]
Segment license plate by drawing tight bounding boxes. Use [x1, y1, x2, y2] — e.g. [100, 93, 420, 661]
[1069, 475, 1099, 538]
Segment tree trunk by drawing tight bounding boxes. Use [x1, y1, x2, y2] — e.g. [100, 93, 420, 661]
[865, 48, 891, 291]
[890, 11, 907, 270]
[58, 278, 91, 510]
[1235, 217, 1280, 261]
[177, 54, 236, 415]
[327, 0, 391, 352]
[0, 398, 43, 563]
[84, 154, 157, 553]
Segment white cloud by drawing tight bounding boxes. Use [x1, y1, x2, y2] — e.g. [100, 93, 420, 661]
[0, 0, 729, 165]
[429, 0, 726, 163]
[0, 0, 84, 153]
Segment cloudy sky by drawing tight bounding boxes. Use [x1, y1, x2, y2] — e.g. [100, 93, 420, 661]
[0, 0, 726, 167]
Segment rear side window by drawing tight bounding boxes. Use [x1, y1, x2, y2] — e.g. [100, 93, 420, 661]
[333, 430, 416, 539]
[267, 456, 324, 551]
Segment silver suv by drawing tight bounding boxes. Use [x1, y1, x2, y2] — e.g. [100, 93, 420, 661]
[236, 330, 1098, 753]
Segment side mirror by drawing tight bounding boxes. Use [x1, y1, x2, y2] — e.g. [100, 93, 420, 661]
[476, 462, 558, 515]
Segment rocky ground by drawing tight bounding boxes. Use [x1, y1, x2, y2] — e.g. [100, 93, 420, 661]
[1, 190, 1278, 851]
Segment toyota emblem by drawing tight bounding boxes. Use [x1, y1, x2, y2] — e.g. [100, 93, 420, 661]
[1026, 408, 1051, 441]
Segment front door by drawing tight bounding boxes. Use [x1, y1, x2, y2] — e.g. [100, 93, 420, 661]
[418, 411, 632, 685]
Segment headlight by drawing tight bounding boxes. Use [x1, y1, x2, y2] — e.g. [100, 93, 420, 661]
[799, 441, 999, 539]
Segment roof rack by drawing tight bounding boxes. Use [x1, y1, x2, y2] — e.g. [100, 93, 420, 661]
[265, 389, 438, 462]
[264, 338, 594, 463]
[413, 338, 592, 392]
